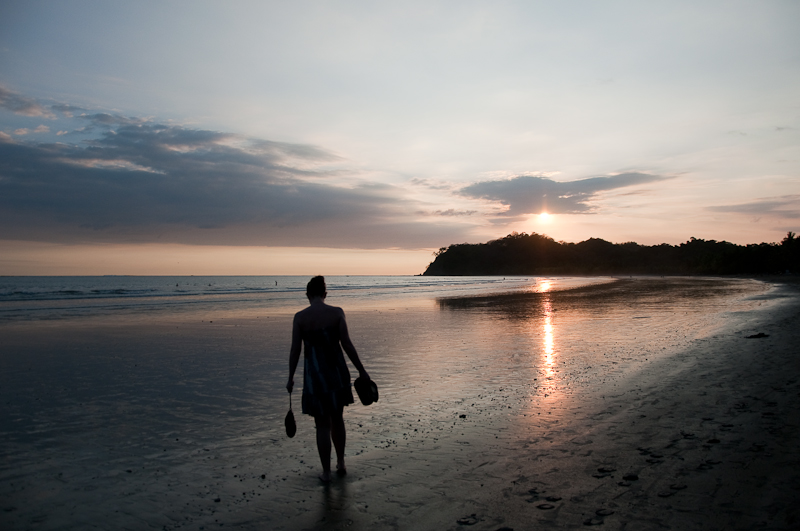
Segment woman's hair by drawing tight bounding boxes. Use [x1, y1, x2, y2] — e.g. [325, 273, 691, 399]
[306, 276, 327, 298]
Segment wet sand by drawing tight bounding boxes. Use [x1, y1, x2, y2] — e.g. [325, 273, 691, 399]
[1, 277, 799, 530]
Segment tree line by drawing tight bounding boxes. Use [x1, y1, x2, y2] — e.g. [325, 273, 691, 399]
[423, 231, 800, 276]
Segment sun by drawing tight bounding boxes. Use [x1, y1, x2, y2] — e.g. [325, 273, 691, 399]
[539, 212, 551, 222]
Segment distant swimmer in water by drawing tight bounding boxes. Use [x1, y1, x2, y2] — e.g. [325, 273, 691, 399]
[286, 276, 370, 482]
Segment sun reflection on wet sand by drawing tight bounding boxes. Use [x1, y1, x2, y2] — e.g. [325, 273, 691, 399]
[537, 279, 556, 378]
[543, 299, 555, 366]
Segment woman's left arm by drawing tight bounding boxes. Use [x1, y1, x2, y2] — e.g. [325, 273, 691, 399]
[338, 309, 369, 379]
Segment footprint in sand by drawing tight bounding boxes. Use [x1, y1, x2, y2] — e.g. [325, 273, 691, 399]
[596, 509, 614, 516]
[457, 514, 478, 525]
[583, 517, 604, 525]
[536, 503, 555, 510]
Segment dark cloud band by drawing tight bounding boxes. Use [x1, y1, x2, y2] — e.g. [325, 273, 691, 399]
[0, 90, 467, 249]
[460, 173, 669, 216]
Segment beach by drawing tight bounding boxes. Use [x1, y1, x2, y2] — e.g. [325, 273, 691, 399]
[1, 276, 799, 530]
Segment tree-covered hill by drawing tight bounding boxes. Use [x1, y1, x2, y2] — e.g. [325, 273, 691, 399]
[423, 232, 800, 276]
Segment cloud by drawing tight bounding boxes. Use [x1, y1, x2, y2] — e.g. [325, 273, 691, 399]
[708, 195, 800, 219]
[460, 172, 669, 216]
[51, 104, 86, 118]
[0, 85, 55, 118]
[79, 112, 146, 127]
[13, 125, 50, 135]
[0, 119, 467, 249]
[410, 177, 456, 191]
[420, 209, 478, 217]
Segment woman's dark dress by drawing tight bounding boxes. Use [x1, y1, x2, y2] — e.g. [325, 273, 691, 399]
[301, 324, 354, 417]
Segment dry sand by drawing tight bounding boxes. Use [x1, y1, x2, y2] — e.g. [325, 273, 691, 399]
[1, 277, 799, 530]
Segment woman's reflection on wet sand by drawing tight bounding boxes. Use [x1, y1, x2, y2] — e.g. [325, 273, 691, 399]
[316, 480, 353, 528]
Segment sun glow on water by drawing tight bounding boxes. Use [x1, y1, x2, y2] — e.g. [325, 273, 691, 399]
[543, 299, 555, 357]
[538, 280, 552, 292]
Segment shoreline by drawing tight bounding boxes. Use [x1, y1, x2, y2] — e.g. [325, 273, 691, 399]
[1, 278, 798, 530]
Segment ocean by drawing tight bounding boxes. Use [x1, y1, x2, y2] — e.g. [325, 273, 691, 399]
[0, 275, 612, 321]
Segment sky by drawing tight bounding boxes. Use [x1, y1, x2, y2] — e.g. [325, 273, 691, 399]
[1, 0, 798, 275]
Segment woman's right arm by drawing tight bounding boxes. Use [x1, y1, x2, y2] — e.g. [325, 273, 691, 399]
[287, 314, 302, 393]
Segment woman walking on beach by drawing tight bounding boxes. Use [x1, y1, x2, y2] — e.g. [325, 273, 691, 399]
[287, 276, 370, 482]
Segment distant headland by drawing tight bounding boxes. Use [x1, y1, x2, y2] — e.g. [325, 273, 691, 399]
[423, 231, 799, 276]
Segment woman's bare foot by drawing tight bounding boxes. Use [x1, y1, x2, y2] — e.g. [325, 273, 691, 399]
[336, 462, 347, 476]
[319, 471, 331, 482]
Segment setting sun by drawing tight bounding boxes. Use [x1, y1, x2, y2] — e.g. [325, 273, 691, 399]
[539, 212, 551, 222]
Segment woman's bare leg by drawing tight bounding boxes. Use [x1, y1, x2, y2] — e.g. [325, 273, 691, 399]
[330, 409, 346, 473]
[314, 415, 332, 481]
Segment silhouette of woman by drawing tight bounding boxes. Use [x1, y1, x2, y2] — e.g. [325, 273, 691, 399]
[286, 276, 370, 482]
